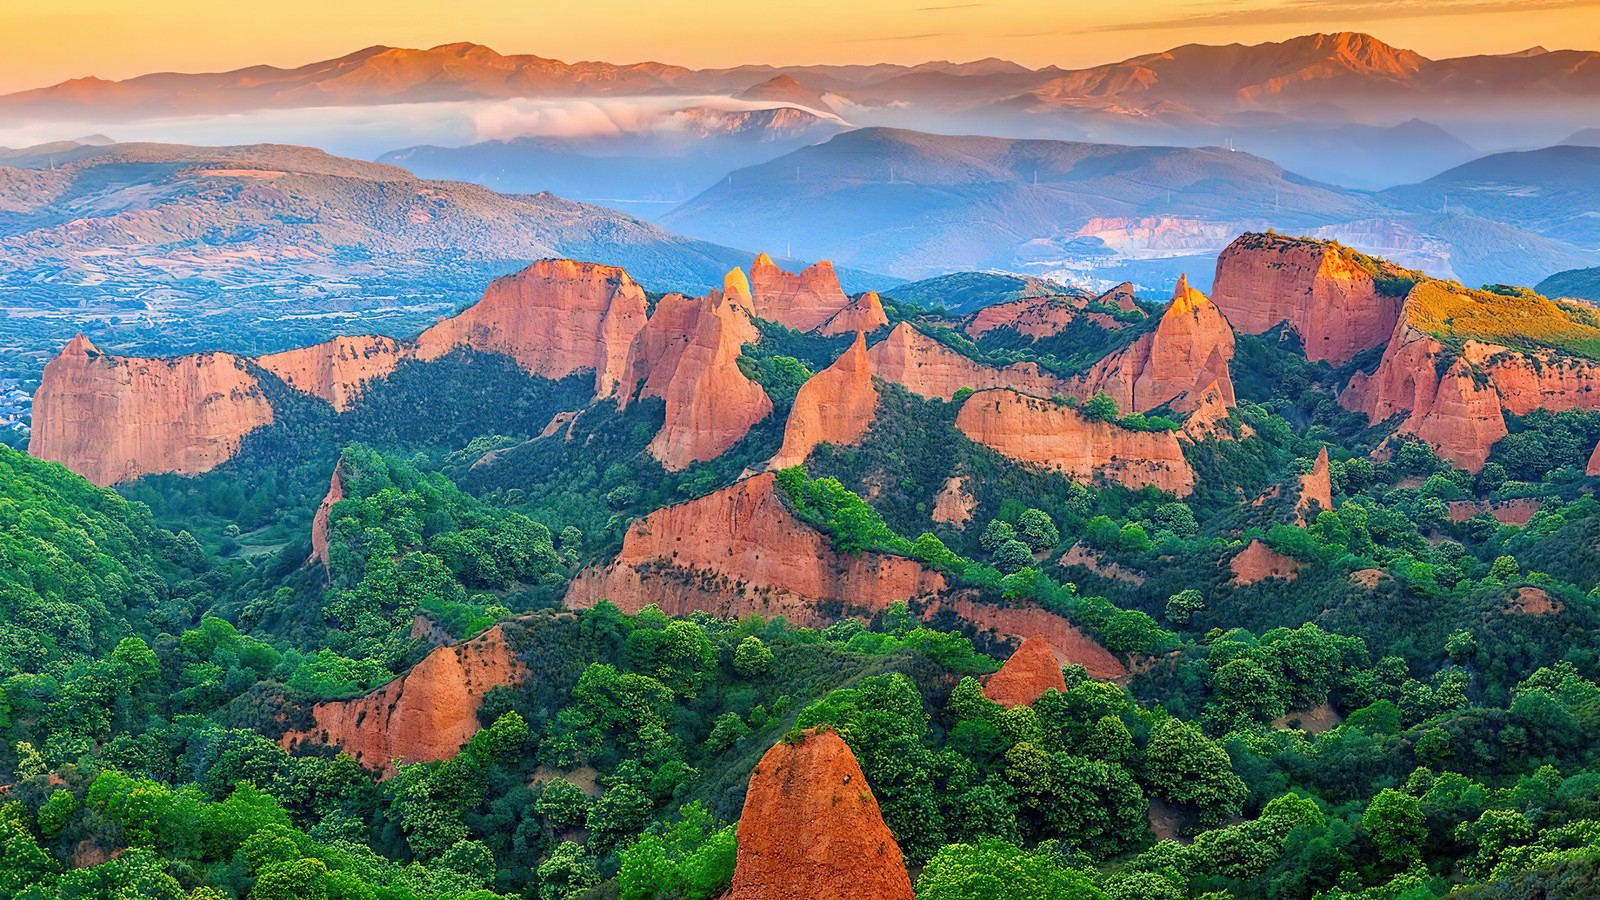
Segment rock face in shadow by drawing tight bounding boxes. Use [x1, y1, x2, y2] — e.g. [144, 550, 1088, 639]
[414, 258, 649, 394]
[769, 333, 877, 469]
[257, 335, 405, 412]
[1069, 275, 1235, 415]
[617, 287, 771, 469]
[281, 625, 520, 776]
[867, 322, 1067, 401]
[955, 389, 1195, 495]
[1211, 232, 1402, 365]
[747, 253, 853, 333]
[983, 635, 1069, 708]
[818, 291, 889, 336]
[565, 473, 947, 626]
[728, 728, 913, 900]
[309, 462, 345, 571]
[29, 335, 274, 486]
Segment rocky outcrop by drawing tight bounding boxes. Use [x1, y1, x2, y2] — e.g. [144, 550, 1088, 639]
[1230, 540, 1303, 584]
[565, 473, 946, 626]
[963, 292, 1126, 340]
[935, 597, 1126, 680]
[281, 625, 520, 776]
[1341, 323, 1508, 471]
[1211, 232, 1403, 365]
[868, 322, 1067, 401]
[930, 476, 976, 527]
[729, 728, 913, 900]
[1589, 441, 1600, 476]
[1296, 447, 1334, 523]
[29, 335, 274, 486]
[618, 289, 772, 469]
[1181, 380, 1247, 441]
[1457, 340, 1600, 417]
[1059, 544, 1146, 584]
[770, 333, 878, 469]
[257, 335, 404, 411]
[983, 635, 1068, 708]
[747, 253, 853, 333]
[955, 389, 1195, 495]
[309, 463, 345, 571]
[818, 291, 889, 336]
[1069, 276, 1235, 415]
[414, 259, 649, 394]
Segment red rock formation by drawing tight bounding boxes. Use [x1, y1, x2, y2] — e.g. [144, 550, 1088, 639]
[1296, 447, 1334, 523]
[1230, 540, 1303, 584]
[770, 333, 878, 469]
[868, 322, 1067, 401]
[936, 597, 1126, 680]
[618, 290, 772, 469]
[728, 728, 913, 900]
[29, 335, 274, 486]
[983, 635, 1069, 708]
[930, 476, 976, 527]
[1096, 282, 1140, 312]
[1070, 276, 1235, 415]
[747, 253, 853, 333]
[309, 462, 345, 571]
[414, 259, 649, 394]
[1211, 233, 1403, 365]
[1059, 544, 1146, 584]
[565, 473, 946, 625]
[1506, 586, 1562, 616]
[818, 291, 889, 336]
[1446, 498, 1542, 525]
[1458, 340, 1600, 416]
[282, 625, 520, 776]
[1181, 380, 1248, 441]
[257, 335, 404, 411]
[955, 389, 1195, 495]
[1589, 441, 1600, 476]
[1341, 323, 1508, 471]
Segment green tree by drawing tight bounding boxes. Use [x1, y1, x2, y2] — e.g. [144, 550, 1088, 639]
[1165, 589, 1205, 626]
[733, 636, 774, 677]
[915, 839, 1106, 899]
[1016, 509, 1060, 553]
[1363, 788, 1425, 868]
[994, 540, 1036, 573]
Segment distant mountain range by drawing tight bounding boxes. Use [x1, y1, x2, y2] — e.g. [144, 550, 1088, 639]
[657, 127, 1596, 289]
[4, 33, 1598, 189]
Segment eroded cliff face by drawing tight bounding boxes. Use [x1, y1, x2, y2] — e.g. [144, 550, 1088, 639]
[29, 335, 274, 486]
[1458, 341, 1600, 416]
[728, 729, 913, 900]
[1230, 540, 1303, 584]
[983, 635, 1069, 708]
[930, 476, 976, 527]
[818, 291, 889, 336]
[309, 462, 345, 571]
[1341, 323, 1508, 471]
[565, 473, 946, 626]
[281, 625, 520, 776]
[963, 292, 1125, 341]
[1070, 276, 1235, 415]
[1211, 232, 1402, 365]
[1182, 380, 1246, 441]
[868, 322, 1067, 401]
[257, 335, 404, 411]
[770, 333, 877, 469]
[414, 258, 649, 394]
[747, 253, 853, 333]
[618, 289, 772, 470]
[935, 597, 1127, 680]
[1589, 441, 1600, 476]
[955, 389, 1195, 495]
[1297, 447, 1334, 523]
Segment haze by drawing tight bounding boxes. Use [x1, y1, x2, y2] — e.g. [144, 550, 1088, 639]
[4, 0, 1599, 92]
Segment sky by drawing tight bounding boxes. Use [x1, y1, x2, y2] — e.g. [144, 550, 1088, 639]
[2, 0, 1599, 92]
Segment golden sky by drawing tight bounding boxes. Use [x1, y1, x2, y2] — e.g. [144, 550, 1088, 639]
[3, 0, 1599, 92]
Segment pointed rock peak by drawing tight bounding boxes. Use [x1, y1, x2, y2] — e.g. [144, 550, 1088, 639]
[729, 728, 913, 900]
[752, 252, 777, 271]
[983, 635, 1069, 709]
[840, 330, 871, 371]
[724, 267, 753, 302]
[1097, 282, 1139, 311]
[63, 333, 98, 356]
[1169, 274, 1210, 315]
[1588, 440, 1600, 477]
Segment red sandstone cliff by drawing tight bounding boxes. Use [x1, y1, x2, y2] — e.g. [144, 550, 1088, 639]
[414, 259, 649, 394]
[1211, 233, 1402, 365]
[934, 597, 1127, 680]
[770, 333, 878, 469]
[1231, 540, 1303, 584]
[983, 635, 1069, 708]
[1070, 276, 1235, 415]
[281, 625, 520, 776]
[1296, 447, 1334, 523]
[818, 291, 890, 336]
[729, 729, 913, 900]
[257, 335, 404, 411]
[565, 473, 946, 625]
[29, 335, 274, 486]
[1182, 380, 1247, 441]
[747, 253, 853, 333]
[617, 289, 772, 469]
[955, 389, 1195, 495]
[868, 322, 1067, 401]
[309, 462, 345, 571]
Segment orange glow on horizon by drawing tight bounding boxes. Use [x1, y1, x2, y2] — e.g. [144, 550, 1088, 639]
[1, 1, 1598, 93]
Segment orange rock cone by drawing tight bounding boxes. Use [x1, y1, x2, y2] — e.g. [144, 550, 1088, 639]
[983, 635, 1069, 708]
